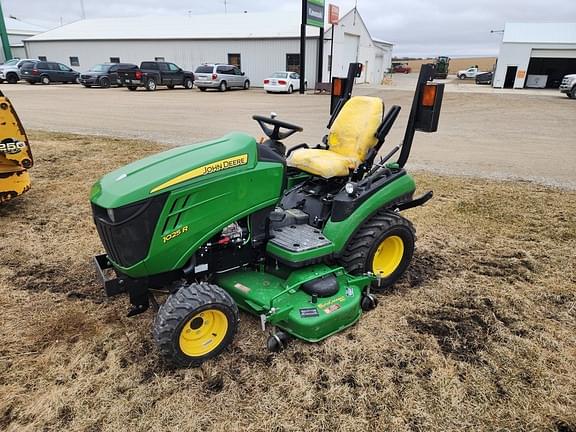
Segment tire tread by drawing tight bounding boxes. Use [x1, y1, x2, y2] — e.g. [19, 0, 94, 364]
[153, 282, 238, 366]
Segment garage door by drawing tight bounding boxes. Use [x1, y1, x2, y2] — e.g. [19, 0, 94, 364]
[531, 49, 576, 58]
[527, 54, 576, 88]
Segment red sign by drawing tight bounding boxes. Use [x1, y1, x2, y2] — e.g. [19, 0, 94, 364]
[328, 4, 339, 24]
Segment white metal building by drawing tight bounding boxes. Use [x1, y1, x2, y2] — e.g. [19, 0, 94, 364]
[323, 9, 393, 85]
[23, 10, 392, 87]
[1, 17, 47, 61]
[494, 23, 576, 89]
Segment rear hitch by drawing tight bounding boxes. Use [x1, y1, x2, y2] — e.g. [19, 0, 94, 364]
[395, 190, 433, 211]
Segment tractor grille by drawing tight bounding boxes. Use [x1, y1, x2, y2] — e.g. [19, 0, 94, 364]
[92, 194, 168, 268]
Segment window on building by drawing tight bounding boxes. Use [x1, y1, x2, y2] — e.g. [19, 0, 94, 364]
[154, 57, 165, 62]
[109, 57, 120, 63]
[286, 54, 300, 73]
[38, 56, 47, 61]
[69, 56, 79, 67]
[228, 53, 241, 69]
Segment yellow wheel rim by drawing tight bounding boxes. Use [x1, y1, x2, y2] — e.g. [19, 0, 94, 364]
[178, 309, 228, 357]
[372, 235, 404, 278]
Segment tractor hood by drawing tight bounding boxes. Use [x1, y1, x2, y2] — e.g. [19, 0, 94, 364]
[91, 132, 258, 208]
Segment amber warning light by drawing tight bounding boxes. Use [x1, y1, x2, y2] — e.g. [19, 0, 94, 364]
[421, 83, 438, 107]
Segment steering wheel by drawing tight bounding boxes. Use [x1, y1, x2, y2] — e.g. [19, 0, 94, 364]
[252, 114, 303, 140]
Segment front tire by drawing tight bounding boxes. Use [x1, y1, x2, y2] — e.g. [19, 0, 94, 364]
[153, 282, 238, 367]
[458, 74, 466, 80]
[184, 78, 194, 89]
[339, 211, 415, 291]
[99, 77, 111, 88]
[6, 73, 18, 84]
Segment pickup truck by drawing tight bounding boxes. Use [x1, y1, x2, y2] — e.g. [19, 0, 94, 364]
[392, 63, 411, 74]
[560, 74, 576, 99]
[0, 58, 38, 84]
[457, 67, 482, 80]
[117, 61, 194, 91]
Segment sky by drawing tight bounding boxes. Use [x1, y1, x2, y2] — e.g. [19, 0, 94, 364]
[4, 0, 576, 57]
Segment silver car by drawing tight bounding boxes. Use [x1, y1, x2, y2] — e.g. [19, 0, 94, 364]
[0, 58, 38, 84]
[194, 64, 250, 91]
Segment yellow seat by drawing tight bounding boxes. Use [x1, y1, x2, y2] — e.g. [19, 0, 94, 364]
[287, 96, 383, 178]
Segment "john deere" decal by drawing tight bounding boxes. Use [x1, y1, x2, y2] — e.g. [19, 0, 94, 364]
[150, 154, 248, 193]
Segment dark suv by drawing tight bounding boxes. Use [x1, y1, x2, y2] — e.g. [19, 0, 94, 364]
[80, 63, 137, 88]
[20, 61, 79, 85]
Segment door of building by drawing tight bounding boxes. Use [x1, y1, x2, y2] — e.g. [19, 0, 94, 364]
[504, 66, 517, 89]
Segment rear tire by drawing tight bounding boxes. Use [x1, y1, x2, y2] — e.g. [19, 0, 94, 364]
[153, 282, 238, 367]
[199, 87, 207, 92]
[339, 211, 415, 291]
[167, 84, 175, 89]
[219, 81, 227, 92]
[184, 78, 194, 89]
[243, 80, 250, 90]
[146, 78, 157, 91]
[458, 74, 466, 80]
[41, 75, 50, 85]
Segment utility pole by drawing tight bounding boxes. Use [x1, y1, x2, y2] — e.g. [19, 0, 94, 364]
[0, 0, 12, 61]
[299, 0, 306, 94]
[224, 0, 228, 14]
[80, 0, 86, 19]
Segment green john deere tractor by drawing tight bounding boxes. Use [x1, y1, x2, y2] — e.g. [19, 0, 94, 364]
[91, 63, 444, 366]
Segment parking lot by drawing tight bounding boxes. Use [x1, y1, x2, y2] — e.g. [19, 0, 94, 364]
[3, 79, 575, 189]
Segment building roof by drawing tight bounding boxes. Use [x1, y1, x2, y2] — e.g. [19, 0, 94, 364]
[502, 23, 576, 44]
[25, 12, 317, 42]
[6, 16, 48, 35]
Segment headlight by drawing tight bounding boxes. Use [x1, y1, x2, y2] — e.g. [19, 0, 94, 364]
[345, 182, 356, 195]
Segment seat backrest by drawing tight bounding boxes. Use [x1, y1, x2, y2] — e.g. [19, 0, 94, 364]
[327, 96, 384, 163]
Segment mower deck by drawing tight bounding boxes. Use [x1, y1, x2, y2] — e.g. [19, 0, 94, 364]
[215, 264, 372, 342]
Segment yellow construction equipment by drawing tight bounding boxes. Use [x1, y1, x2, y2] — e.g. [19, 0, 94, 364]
[0, 90, 32, 203]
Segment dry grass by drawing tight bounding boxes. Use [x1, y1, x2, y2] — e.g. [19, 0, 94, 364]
[0, 131, 575, 432]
